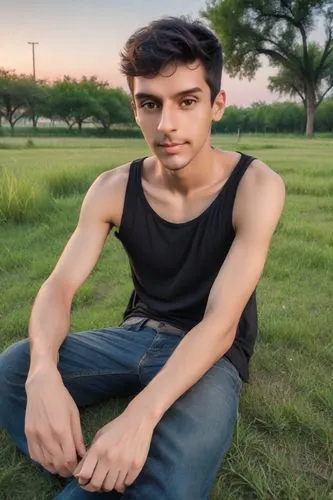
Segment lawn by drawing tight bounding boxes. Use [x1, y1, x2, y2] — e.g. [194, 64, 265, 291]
[0, 135, 332, 499]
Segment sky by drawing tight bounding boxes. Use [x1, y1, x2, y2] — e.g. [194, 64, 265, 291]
[0, 0, 326, 107]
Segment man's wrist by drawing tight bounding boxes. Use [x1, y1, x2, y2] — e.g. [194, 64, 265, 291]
[28, 349, 59, 374]
[125, 396, 163, 428]
[26, 360, 61, 391]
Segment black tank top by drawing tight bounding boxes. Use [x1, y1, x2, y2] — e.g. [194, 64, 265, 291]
[114, 153, 258, 382]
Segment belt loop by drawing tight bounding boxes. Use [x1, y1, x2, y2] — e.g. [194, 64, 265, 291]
[131, 318, 148, 331]
[138, 318, 148, 328]
[121, 317, 148, 331]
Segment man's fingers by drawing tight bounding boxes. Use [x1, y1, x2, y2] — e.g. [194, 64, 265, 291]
[42, 448, 60, 475]
[112, 470, 128, 494]
[75, 452, 97, 485]
[28, 441, 56, 474]
[71, 408, 86, 458]
[27, 440, 44, 465]
[28, 439, 71, 477]
[99, 468, 120, 493]
[123, 463, 143, 488]
[43, 447, 73, 477]
[60, 429, 79, 474]
[74, 456, 84, 477]
[41, 437, 73, 477]
[81, 462, 109, 492]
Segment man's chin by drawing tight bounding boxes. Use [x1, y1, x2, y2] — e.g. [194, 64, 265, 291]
[155, 154, 190, 172]
[164, 163, 188, 172]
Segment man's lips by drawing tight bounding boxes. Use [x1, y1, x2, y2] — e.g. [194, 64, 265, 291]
[158, 142, 186, 147]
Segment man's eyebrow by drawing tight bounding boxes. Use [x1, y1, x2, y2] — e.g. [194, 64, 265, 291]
[134, 87, 203, 101]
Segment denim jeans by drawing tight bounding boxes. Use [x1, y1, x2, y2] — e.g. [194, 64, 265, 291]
[0, 319, 242, 499]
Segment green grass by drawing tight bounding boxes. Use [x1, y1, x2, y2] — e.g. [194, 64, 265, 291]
[0, 135, 332, 499]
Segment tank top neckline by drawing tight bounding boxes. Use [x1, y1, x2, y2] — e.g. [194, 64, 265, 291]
[135, 152, 246, 228]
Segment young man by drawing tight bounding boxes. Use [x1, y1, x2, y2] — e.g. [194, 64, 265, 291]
[0, 17, 285, 500]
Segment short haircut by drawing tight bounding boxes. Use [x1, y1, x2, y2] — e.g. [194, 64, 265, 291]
[120, 16, 223, 105]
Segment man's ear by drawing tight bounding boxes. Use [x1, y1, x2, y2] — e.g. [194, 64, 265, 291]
[212, 90, 226, 122]
[131, 100, 140, 126]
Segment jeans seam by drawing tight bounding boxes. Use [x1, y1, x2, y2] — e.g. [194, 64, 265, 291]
[62, 370, 138, 381]
[221, 358, 242, 382]
[136, 331, 159, 386]
[207, 362, 242, 394]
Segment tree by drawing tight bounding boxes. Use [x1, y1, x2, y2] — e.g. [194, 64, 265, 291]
[93, 88, 133, 131]
[75, 77, 133, 130]
[0, 69, 31, 131]
[46, 76, 100, 130]
[315, 97, 333, 130]
[24, 79, 49, 129]
[268, 42, 333, 130]
[0, 69, 48, 131]
[202, 0, 333, 137]
[248, 101, 271, 133]
[265, 102, 304, 132]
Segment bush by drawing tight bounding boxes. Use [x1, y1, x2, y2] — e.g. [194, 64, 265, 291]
[0, 169, 53, 224]
[47, 170, 92, 198]
[0, 142, 15, 149]
[25, 139, 35, 148]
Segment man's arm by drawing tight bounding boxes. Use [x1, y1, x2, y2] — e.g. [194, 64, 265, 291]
[27, 166, 127, 374]
[24, 164, 129, 477]
[126, 161, 285, 423]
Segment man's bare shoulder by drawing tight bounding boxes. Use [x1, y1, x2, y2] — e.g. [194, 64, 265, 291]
[237, 156, 284, 196]
[249, 158, 283, 182]
[233, 157, 285, 229]
[95, 162, 132, 192]
[80, 161, 134, 228]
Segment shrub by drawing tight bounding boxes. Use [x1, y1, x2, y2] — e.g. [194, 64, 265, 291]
[25, 139, 35, 148]
[0, 142, 16, 150]
[0, 169, 52, 224]
[47, 169, 91, 198]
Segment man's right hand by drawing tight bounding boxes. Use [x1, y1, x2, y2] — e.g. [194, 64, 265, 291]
[25, 365, 86, 477]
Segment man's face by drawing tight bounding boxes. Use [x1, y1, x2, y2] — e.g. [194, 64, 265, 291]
[131, 61, 225, 171]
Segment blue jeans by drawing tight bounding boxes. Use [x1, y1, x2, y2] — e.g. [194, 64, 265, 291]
[0, 320, 241, 499]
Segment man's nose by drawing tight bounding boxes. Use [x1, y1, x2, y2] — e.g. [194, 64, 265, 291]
[157, 105, 177, 133]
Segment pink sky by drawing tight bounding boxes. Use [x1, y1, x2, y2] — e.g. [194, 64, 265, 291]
[1, 0, 325, 107]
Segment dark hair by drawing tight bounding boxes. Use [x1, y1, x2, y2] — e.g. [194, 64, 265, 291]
[120, 16, 223, 105]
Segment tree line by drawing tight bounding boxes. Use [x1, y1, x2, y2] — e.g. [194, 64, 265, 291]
[0, 68, 332, 135]
[0, 70, 134, 131]
[213, 100, 333, 134]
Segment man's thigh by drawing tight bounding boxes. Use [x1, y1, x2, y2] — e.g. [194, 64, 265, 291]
[0, 321, 159, 456]
[124, 355, 242, 500]
[56, 323, 155, 405]
[1, 322, 155, 407]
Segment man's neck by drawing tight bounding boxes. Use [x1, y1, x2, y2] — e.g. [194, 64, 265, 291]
[154, 142, 218, 196]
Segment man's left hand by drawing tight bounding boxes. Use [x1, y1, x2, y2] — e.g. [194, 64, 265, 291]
[73, 409, 155, 493]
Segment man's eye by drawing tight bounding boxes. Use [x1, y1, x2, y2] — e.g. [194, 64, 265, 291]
[141, 102, 158, 110]
[181, 99, 196, 108]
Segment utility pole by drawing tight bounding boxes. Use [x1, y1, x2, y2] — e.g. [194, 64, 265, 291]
[28, 41, 39, 80]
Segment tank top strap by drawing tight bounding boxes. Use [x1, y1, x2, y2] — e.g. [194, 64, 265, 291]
[128, 156, 146, 187]
[225, 151, 256, 198]
[125, 156, 147, 206]
[115, 157, 146, 238]
[233, 151, 256, 181]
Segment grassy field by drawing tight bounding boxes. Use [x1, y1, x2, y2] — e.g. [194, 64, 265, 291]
[0, 135, 332, 499]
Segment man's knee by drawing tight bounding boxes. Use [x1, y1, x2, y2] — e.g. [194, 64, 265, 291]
[0, 338, 30, 399]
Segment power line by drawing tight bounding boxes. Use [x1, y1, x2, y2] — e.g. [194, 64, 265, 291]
[28, 41, 39, 80]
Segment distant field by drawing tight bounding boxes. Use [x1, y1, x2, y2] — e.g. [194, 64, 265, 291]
[0, 135, 332, 499]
